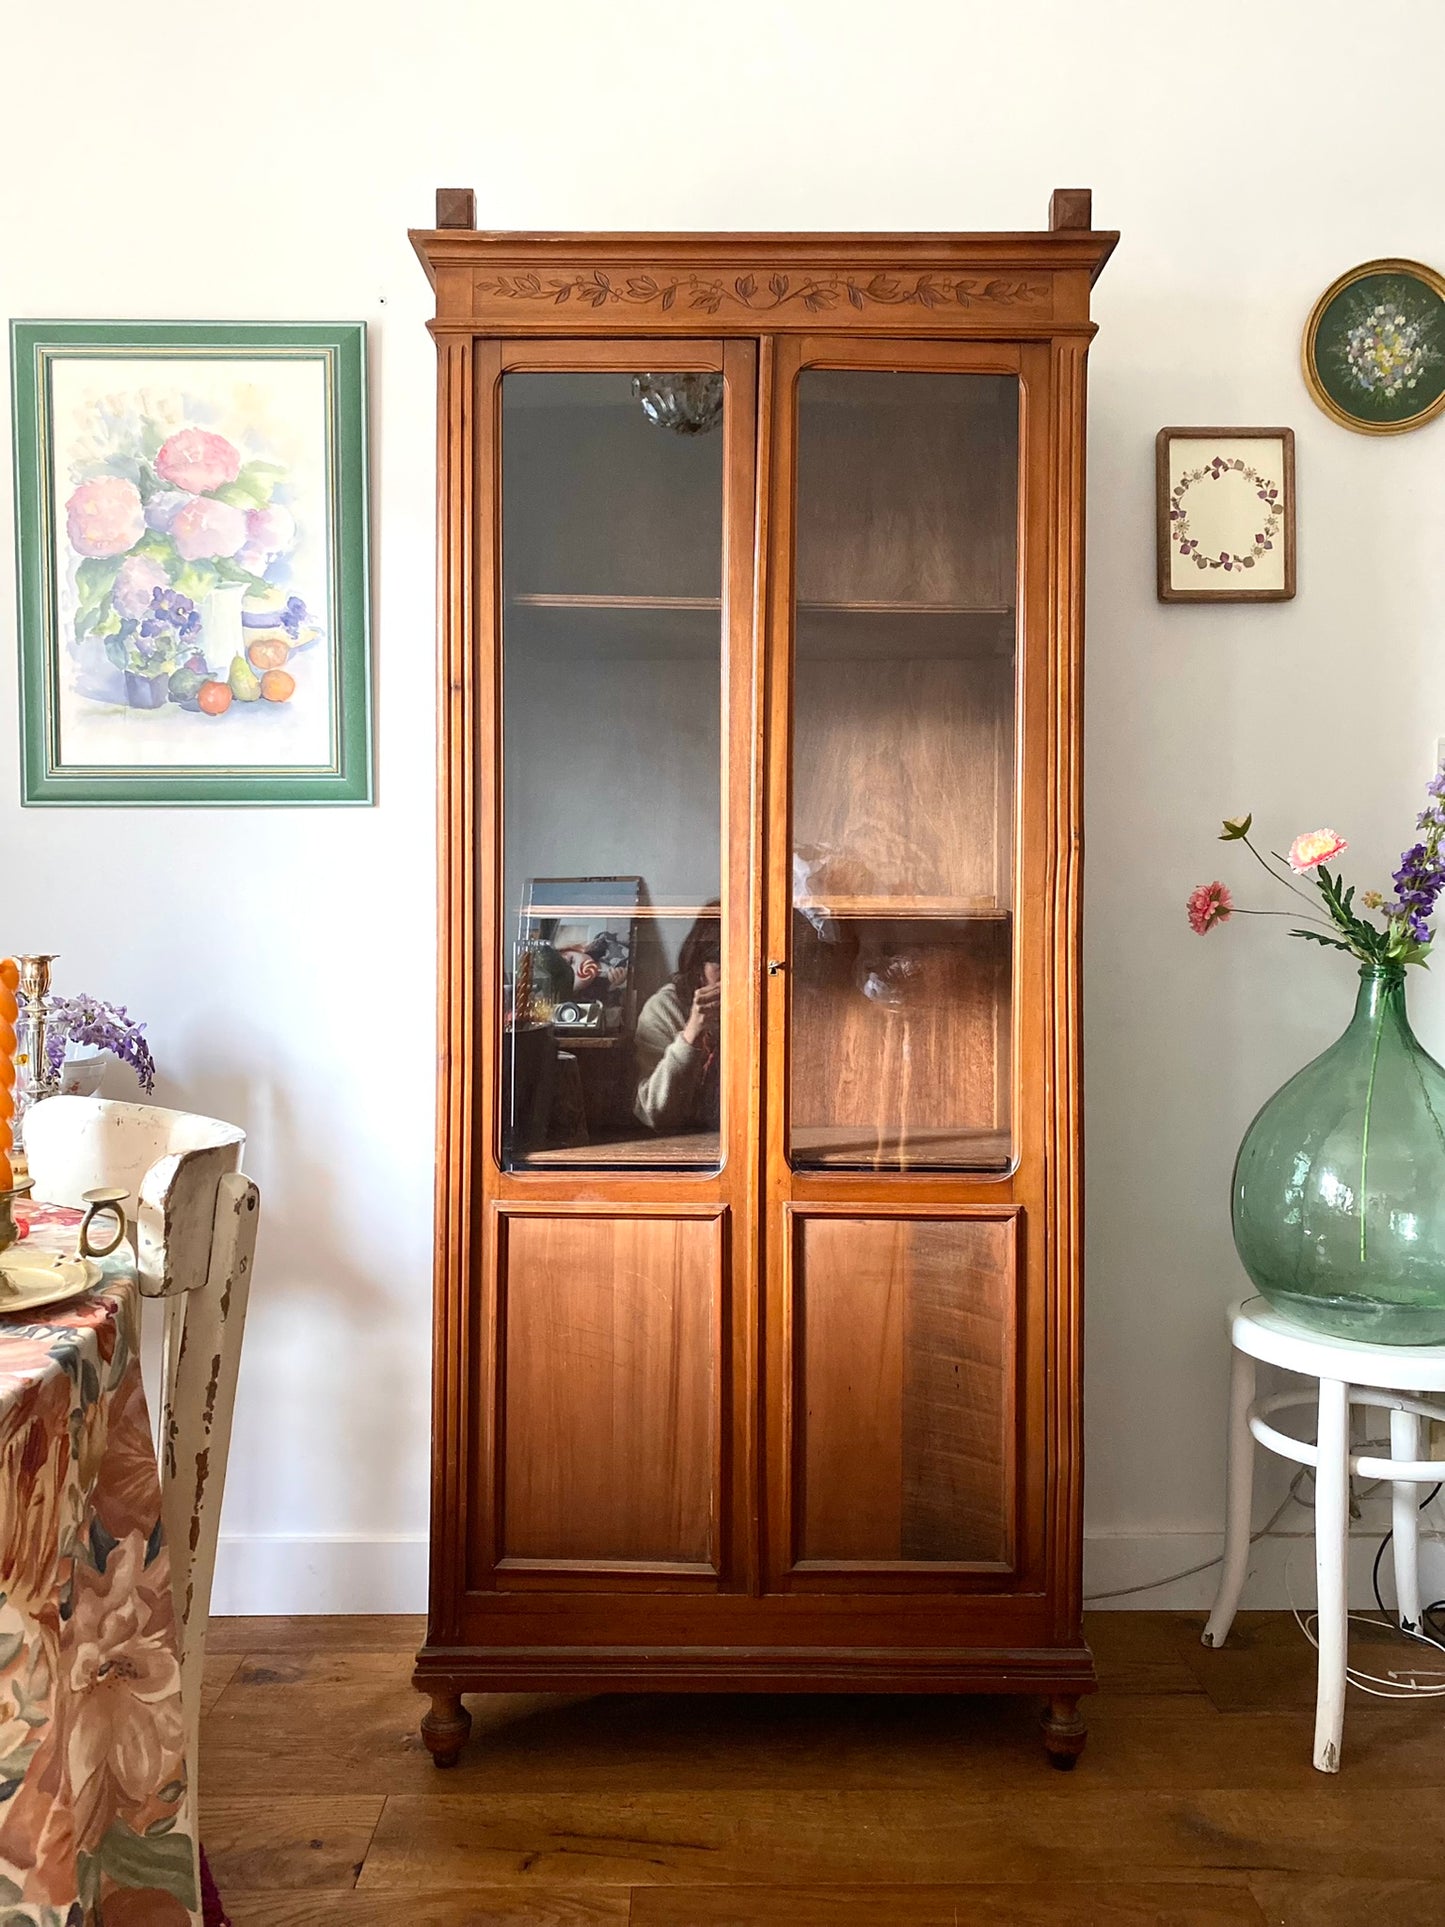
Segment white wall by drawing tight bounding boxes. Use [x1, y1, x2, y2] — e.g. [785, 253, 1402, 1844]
[5, 0, 1445, 1613]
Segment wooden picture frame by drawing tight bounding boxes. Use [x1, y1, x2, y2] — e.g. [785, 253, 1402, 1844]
[10, 320, 372, 805]
[1155, 426, 1296, 604]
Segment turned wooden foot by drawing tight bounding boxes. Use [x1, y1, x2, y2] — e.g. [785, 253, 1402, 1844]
[1040, 1693, 1087, 1769]
[420, 1689, 471, 1767]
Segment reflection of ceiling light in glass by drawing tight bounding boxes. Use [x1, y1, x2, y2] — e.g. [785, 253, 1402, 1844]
[632, 372, 724, 436]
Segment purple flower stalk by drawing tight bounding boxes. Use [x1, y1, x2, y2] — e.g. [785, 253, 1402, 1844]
[1391, 771, 1445, 946]
[43, 994, 156, 1095]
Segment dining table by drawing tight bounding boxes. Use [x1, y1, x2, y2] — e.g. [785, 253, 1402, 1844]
[0, 1198, 199, 1926]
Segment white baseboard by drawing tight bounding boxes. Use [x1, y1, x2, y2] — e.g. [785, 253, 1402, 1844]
[213, 1533, 428, 1615]
[211, 1528, 1445, 1617]
[1084, 1528, 1445, 1612]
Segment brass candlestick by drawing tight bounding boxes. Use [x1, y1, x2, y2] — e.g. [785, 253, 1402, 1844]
[13, 955, 60, 1169]
[0, 1179, 34, 1258]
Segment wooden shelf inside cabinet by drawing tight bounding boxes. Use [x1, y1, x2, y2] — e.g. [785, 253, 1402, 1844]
[519, 1130, 721, 1170]
[520, 903, 720, 920]
[507, 593, 1017, 662]
[505, 593, 720, 659]
[791, 1124, 1013, 1171]
[794, 897, 1011, 921]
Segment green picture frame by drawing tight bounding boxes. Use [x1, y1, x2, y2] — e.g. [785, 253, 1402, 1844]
[10, 320, 372, 805]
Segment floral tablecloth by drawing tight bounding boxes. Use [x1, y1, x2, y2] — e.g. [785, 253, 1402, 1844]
[0, 1203, 197, 1926]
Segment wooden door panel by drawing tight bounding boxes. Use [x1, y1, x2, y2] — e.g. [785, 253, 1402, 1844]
[497, 1210, 722, 1572]
[791, 1211, 1016, 1571]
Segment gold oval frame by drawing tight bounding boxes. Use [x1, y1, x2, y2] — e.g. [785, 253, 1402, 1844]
[1302, 257, 1445, 435]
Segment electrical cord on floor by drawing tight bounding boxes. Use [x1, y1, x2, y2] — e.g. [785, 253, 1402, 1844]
[1281, 1483, 1445, 1702]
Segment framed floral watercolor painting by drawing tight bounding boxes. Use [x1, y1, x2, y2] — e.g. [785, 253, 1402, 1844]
[1155, 427, 1296, 604]
[10, 321, 371, 804]
[1302, 259, 1445, 435]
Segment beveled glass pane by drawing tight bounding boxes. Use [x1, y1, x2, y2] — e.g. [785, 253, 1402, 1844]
[789, 370, 1018, 1172]
[500, 371, 724, 1172]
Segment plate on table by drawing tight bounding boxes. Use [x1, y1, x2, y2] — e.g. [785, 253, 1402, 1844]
[0, 1249, 102, 1317]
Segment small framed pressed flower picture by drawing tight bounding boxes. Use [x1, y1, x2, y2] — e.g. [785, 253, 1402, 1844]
[1155, 427, 1296, 604]
[1303, 258, 1445, 435]
[10, 320, 371, 805]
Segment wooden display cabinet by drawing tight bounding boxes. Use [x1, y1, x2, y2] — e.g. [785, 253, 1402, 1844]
[411, 193, 1115, 1767]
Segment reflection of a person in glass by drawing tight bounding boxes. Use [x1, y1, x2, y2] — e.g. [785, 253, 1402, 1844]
[634, 909, 720, 1133]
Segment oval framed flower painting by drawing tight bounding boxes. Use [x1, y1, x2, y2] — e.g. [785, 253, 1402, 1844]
[1303, 258, 1445, 434]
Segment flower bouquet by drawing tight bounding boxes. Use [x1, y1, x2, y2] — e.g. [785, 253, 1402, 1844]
[66, 422, 318, 718]
[1190, 779, 1445, 1343]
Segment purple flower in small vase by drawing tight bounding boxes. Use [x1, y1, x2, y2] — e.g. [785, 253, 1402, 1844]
[43, 994, 157, 1095]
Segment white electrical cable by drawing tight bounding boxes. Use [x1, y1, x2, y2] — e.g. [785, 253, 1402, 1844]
[1083, 1468, 1314, 1603]
[1085, 1438, 1441, 1605]
[1284, 1544, 1445, 1701]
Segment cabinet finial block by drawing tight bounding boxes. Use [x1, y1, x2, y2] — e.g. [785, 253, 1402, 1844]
[436, 188, 476, 230]
[1049, 189, 1093, 231]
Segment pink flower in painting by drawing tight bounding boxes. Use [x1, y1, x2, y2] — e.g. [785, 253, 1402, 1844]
[1187, 881, 1233, 935]
[66, 476, 145, 557]
[245, 504, 295, 555]
[154, 426, 240, 495]
[1289, 829, 1348, 874]
[143, 488, 191, 533]
[111, 555, 170, 620]
[169, 495, 247, 562]
[66, 1531, 184, 1853]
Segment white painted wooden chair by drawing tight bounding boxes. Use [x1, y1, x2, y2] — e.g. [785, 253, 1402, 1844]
[1203, 1295, 1445, 1772]
[22, 1096, 258, 1860]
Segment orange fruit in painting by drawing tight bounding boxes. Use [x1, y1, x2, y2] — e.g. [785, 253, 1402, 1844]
[247, 638, 289, 672]
[260, 670, 295, 703]
[0, 960, 17, 993]
[198, 680, 232, 715]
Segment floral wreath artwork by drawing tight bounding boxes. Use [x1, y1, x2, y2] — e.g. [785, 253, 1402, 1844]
[1303, 259, 1445, 435]
[1170, 453, 1283, 575]
[1155, 429, 1295, 603]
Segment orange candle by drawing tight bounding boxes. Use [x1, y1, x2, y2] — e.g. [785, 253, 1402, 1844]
[0, 958, 16, 1191]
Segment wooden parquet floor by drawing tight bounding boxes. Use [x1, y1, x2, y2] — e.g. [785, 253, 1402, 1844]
[200, 1610, 1445, 1925]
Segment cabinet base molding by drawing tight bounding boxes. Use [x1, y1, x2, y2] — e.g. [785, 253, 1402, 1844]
[413, 1641, 1096, 1699]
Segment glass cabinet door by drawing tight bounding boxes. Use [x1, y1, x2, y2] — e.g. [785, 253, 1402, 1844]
[787, 368, 1019, 1173]
[499, 367, 727, 1173]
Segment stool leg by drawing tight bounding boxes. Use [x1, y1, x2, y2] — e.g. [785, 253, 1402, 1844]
[1203, 1347, 1257, 1649]
[1390, 1406, 1424, 1635]
[1313, 1377, 1350, 1774]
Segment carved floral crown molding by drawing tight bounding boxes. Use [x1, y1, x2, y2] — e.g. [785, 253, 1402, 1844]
[474, 266, 1050, 317]
[412, 214, 1117, 333]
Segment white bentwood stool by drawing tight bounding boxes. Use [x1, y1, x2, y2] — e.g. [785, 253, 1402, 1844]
[1203, 1295, 1445, 1773]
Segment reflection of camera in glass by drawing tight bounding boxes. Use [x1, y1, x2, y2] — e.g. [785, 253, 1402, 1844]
[552, 999, 608, 1033]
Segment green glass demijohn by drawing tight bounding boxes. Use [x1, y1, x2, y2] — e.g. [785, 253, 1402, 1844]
[1233, 963, 1445, 1344]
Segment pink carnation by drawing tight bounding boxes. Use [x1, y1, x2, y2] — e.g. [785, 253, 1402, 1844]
[1289, 829, 1347, 874]
[155, 427, 241, 495]
[1187, 880, 1233, 935]
[170, 496, 247, 561]
[112, 554, 170, 620]
[65, 476, 144, 558]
